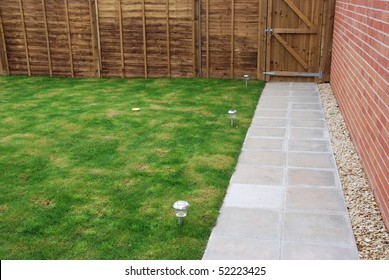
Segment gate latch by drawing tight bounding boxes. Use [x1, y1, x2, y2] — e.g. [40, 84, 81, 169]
[265, 28, 273, 34]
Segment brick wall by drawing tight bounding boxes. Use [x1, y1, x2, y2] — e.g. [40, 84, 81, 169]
[330, 0, 388, 229]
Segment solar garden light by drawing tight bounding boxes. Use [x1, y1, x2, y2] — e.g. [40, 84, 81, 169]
[228, 109, 237, 127]
[173, 200, 190, 226]
[243, 74, 249, 86]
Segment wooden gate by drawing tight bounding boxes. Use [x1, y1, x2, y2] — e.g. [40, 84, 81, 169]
[264, 0, 329, 81]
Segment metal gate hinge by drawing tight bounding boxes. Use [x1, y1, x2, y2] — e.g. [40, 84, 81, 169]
[265, 28, 273, 34]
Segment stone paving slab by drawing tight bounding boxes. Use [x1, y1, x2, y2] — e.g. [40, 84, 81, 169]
[290, 110, 325, 119]
[223, 184, 285, 210]
[283, 212, 356, 247]
[203, 235, 280, 260]
[258, 102, 289, 109]
[288, 139, 331, 152]
[243, 138, 284, 151]
[212, 207, 281, 239]
[285, 187, 348, 212]
[248, 127, 286, 137]
[251, 117, 287, 127]
[290, 118, 326, 128]
[231, 165, 284, 185]
[290, 127, 329, 139]
[288, 152, 335, 169]
[287, 168, 337, 187]
[238, 151, 286, 167]
[203, 82, 359, 260]
[281, 241, 360, 260]
[292, 103, 323, 110]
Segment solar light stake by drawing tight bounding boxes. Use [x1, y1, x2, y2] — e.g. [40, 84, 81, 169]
[228, 109, 237, 127]
[173, 201, 190, 226]
[244, 74, 249, 87]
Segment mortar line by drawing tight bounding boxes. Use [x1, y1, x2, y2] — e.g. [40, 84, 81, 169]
[279, 86, 293, 259]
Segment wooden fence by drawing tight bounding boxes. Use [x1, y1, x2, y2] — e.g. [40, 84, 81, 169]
[0, 0, 335, 81]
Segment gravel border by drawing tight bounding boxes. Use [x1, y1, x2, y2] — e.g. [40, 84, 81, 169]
[318, 83, 389, 260]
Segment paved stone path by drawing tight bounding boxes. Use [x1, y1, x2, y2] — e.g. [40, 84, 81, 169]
[203, 82, 359, 260]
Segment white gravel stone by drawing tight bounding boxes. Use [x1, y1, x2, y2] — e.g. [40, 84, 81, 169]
[318, 83, 389, 260]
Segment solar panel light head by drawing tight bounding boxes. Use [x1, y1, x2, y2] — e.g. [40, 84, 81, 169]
[228, 109, 237, 127]
[173, 201, 190, 226]
[243, 74, 249, 86]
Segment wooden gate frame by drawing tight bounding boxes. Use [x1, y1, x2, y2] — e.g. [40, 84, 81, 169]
[263, 0, 336, 82]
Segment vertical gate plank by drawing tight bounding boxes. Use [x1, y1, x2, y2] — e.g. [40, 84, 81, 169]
[18, 0, 30, 76]
[142, 0, 147, 78]
[0, 9, 9, 75]
[312, 0, 324, 81]
[303, 0, 310, 74]
[286, 0, 298, 74]
[64, 0, 74, 77]
[118, 0, 125, 78]
[305, 0, 323, 82]
[320, 0, 335, 82]
[257, 0, 267, 80]
[320, 0, 329, 80]
[265, 0, 273, 81]
[166, 0, 171, 77]
[271, 0, 278, 73]
[41, 0, 52, 76]
[306, 0, 314, 74]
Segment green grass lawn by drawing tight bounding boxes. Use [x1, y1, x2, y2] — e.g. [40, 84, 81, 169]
[0, 76, 264, 259]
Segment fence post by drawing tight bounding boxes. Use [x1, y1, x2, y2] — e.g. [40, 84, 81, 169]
[206, 0, 209, 78]
[195, 0, 201, 77]
[63, 0, 74, 77]
[89, 0, 102, 77]
[192, 0, 197, 77]
[18, 0, 31, 76]
[166, 0, 171, 77]
[230, 0, 234, 79]
[0, 9, 9, 75]
[41, 0, 52, 76]
[118, 0, 125, 78]
[142, 0, 148, 78]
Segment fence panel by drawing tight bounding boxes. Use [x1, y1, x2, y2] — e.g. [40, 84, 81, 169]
[0, 0, 335, 81]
